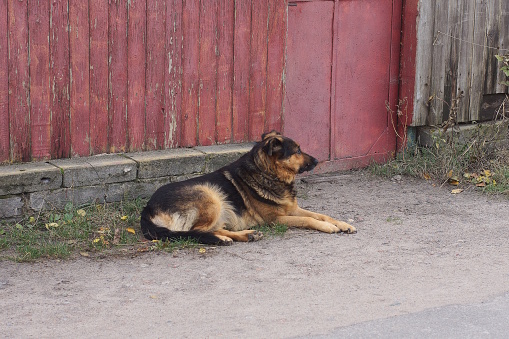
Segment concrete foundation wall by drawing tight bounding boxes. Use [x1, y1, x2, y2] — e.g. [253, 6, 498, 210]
[0, 143, 254, 220]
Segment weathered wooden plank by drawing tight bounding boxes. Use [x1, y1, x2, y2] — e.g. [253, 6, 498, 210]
[109, 0, 128, 153]
[29, 1, 51, 160]
[496, 0, 509, 94]
[411, 0, 435, 126]
[146, 0, 166, 150]
[456, 0, 475, 122]
[496, 1, 509, 93]
[428, 0, 449, 125]
[127, 0, 146, 152]
[265, 0, 285, 133]
[181, 0, 200, 147]
[398, 0, 419, 141]
[89, 0, 109, 154]
[50, 0, 71, 159]
[388, 0, 402, 151]
[483, 0, 500, 95]
[215, 0, 234, 144]
[469, 0, 488, 121]
[126, 0, 146, 152]
[232, 0, 251, 142]
[441, 0, 461, 124]
[248, 0, 268, 140]
[8, 0, 30, 162]
[165, 0, 183, 148]
[333, 0, 394, 159]
[198, 0, 218, 146]
[0, 0, 8, 162]
[69, 0, 90, 157]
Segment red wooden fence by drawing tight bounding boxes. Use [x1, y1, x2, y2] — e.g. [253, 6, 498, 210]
[0, 0, 285, 163]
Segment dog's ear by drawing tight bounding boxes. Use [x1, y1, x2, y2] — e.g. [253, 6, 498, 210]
[262, 137, 283, 156]
[261, 130, 281, 140]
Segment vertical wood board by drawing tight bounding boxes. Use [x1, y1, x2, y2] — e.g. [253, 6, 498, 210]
[181, 0, 200, 146]
[145, 0, 166, 150]
[232, 0, 251, 142]
[411, 0, 435, 126]
[89, 0, 109, 154]
[109, 0, 128, 153]
[8, 0, 31, 162]
[198, 0, 218, 146]
[215, 0, 234, 144]
[50, 0, 71, 159]
[266, 0, 285, 134]
[69, 0, 91, 156]
[0, 0, 8, 162]
[165, 0, 183, 148]
[333, 0, 394, 159]
[29, 1, 51, 160]
[248, 0, 268, 140]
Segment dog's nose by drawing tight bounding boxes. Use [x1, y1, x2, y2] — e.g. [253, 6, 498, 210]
[311, 157, 318, 166]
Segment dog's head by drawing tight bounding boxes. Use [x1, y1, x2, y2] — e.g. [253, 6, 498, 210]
[254, 131, 318, 182]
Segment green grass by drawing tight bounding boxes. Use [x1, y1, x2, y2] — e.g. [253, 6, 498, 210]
[370, 123, 509, 196]
[0, 199, 147, 262]
[0, 197, 290, 262]
[150, 237, 200, 252]
[253, 222, 288, 237]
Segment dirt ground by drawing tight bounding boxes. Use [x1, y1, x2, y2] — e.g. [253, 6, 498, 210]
[1, 171, 509, 338]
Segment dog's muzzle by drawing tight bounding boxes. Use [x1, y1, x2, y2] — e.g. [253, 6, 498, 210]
[299, 156, 319, 173]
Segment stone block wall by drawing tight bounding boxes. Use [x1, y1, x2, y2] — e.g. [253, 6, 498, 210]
[0, 143, 254, 220]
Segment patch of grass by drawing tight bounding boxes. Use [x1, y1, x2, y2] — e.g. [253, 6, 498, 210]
[0, 198, 148, 262]
[370, 119, 509, 196]
[253, 222, 288, 237]
[150, 237, 200, 252]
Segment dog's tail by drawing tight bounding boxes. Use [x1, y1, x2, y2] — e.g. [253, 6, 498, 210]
[140, 206, 223, 245]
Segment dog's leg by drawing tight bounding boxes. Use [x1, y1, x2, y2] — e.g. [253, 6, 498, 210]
[214, 229, 264, 242]
[276, 216, 342, 233]
[291, 207, 356, 233]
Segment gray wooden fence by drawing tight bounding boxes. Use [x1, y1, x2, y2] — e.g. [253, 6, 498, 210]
[411, 0, 509, 126]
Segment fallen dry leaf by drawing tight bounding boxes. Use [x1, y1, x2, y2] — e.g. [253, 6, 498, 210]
[423, 173, 431, 180]
[476, 182, 486, 187]
[451, 189, 464, 194]
[45, 222, 59, 230]
[120, 215, 128, 221]
[76, 209, 86, 217]
[447, 176, 460, 186]
[80, 252, 90, 257]
[126, 228, 136, 235]
[199, 248, 206, 254]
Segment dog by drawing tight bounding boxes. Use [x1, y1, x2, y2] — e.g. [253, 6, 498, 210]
[140, 131, 356, 245]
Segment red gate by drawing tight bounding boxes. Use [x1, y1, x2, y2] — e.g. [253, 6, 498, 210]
[285, 0, 402, 170]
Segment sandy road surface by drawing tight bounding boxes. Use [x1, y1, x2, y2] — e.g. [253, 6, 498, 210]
[2, 172, 509, 338]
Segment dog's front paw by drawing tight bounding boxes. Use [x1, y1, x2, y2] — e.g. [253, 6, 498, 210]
[247, 230, 264, 242]
[334, 221, 356, 234]
[319, 222, 340, 234]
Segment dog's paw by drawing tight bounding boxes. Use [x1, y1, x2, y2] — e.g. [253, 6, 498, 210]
[320, 222, 340, 234]
[335, 221, 356, 234]
[247, 230, 264, 242]
[217, 235, 234, 246]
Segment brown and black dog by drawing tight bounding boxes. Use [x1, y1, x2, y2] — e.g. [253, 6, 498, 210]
[141, 131, 356, 245]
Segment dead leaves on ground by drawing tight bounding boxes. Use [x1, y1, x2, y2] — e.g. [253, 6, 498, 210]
[445, 169, 497, 194]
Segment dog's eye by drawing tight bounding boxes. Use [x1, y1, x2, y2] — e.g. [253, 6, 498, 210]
[296, 148, 301, 155]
